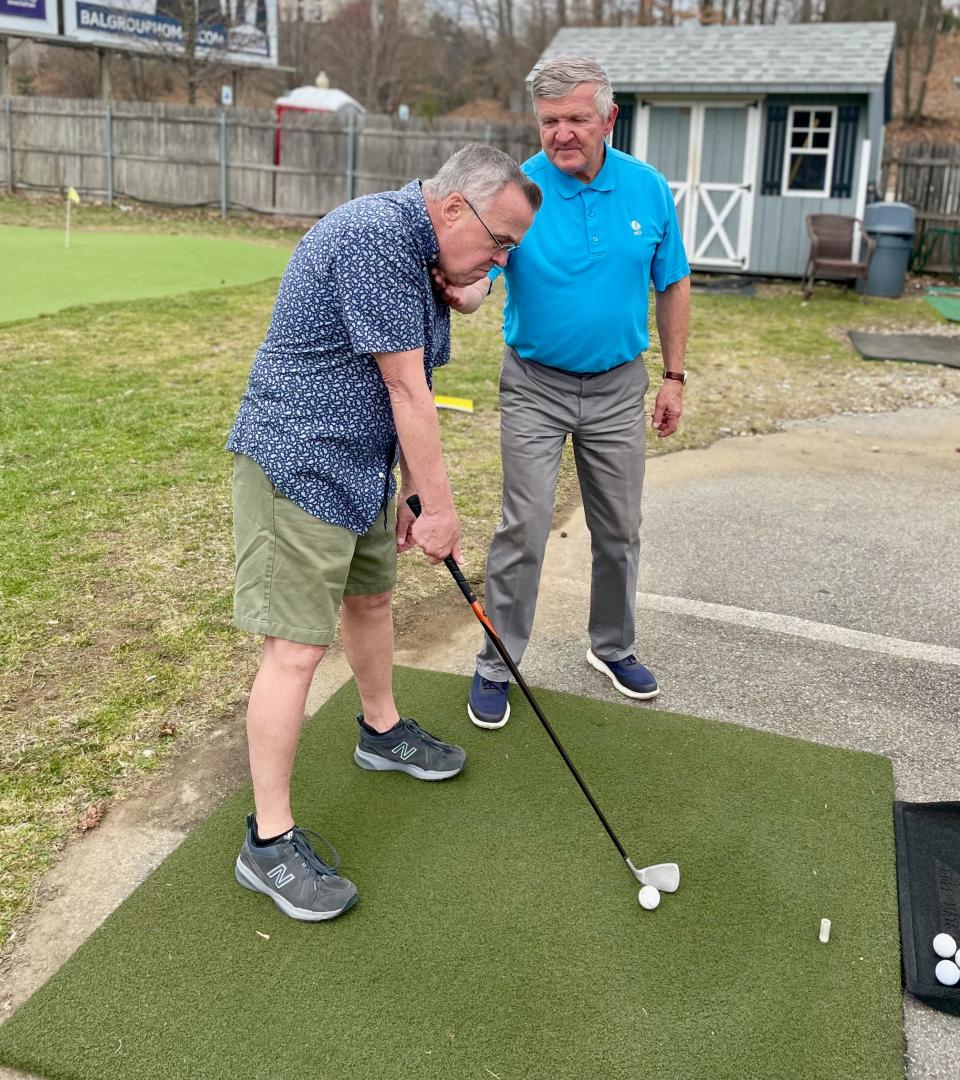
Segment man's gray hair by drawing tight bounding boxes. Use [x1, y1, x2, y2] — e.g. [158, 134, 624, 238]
[422, 143, 542, 213]
[530, 55, 614, 119]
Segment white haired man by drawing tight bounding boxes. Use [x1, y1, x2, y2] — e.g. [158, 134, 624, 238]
[227, 144, 541, 919]
[434, 56, 691, 729]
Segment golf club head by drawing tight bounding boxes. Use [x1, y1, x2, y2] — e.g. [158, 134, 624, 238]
[626, 859, 680, 893]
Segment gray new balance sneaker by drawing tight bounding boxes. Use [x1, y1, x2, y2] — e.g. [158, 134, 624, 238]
[235, 814, 358, 921]
[353, 715, 466, 780]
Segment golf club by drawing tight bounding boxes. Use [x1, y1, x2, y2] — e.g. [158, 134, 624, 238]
[406, 495, 680, 895]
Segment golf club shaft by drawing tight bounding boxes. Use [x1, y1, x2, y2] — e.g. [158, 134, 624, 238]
[405, 496, 630, 866]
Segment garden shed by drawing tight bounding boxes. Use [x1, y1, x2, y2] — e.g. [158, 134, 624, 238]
[534, 22, 896, 277]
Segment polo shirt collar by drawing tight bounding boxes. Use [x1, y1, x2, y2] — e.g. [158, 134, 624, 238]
[547, 146, 616, 199]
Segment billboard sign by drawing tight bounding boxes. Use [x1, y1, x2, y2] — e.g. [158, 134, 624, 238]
[62, 0, 278, 68]
[0, 0, 60, 37]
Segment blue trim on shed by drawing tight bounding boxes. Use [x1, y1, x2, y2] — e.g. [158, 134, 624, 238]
[612, 98, 635, 156]
[831, 105, 861, 198]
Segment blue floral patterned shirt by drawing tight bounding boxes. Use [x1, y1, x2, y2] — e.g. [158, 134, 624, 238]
[227, 180, 450, 534]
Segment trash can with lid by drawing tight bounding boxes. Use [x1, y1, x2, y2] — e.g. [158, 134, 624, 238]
[862, 201, 916, 298]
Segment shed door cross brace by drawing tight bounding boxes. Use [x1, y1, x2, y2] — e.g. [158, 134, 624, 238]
[635, 100, 761, 271]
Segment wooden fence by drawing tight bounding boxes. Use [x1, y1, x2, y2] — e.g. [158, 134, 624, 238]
[882, 143, 960, 274]
[0, 96, 540, 218]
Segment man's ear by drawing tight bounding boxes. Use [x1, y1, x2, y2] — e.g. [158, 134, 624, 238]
[440, 193, 465, 227]
[604, 103, 620, 139]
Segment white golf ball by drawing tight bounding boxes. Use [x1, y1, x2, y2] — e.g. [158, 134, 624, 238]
[935, 959, 960, 987]
[638, 885, 661, 910]
[933, 933, 957, 959]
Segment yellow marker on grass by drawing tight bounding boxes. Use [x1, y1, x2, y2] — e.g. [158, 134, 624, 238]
[434, 395, 474, 414]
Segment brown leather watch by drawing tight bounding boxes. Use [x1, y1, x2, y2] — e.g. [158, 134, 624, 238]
[663, 370, 687, 384]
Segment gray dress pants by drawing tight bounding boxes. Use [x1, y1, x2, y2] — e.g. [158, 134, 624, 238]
[476, 347, 649, 681]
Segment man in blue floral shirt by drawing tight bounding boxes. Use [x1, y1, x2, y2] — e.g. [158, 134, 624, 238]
[228, 143, 541, 921]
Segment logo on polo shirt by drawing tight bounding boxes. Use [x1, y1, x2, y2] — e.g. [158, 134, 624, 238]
[630, 220, 642, 236]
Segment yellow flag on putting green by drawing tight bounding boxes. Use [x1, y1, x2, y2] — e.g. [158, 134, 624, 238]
[66, 186, 80, 204]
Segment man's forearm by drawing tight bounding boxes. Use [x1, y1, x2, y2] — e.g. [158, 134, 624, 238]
[655, 277, 691, 373]
[375, 348, 460, 562]
[388, 384, 453, 513]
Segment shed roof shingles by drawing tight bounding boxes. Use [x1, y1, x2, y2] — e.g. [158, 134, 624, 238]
[534, 23, 896, 91]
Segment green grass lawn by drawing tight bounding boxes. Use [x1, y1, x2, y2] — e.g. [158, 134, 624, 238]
[0, 225, 293, 323]
[0, 671, 903, 1080]
[1, 195, 959, 957]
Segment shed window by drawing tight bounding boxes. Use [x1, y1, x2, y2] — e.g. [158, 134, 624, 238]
[781, 107, 837, 197]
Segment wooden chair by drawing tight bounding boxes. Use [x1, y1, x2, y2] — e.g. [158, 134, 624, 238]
[802, 214, 877, 299]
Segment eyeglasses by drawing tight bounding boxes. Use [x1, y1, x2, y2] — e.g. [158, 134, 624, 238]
[462, 195, 519, 255]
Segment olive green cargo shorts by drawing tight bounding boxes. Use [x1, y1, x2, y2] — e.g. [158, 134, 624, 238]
[231, 453, 397, 646]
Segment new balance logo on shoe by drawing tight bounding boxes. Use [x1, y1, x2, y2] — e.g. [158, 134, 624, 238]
[267, 863, 295, 888]
[353, 714, 465, 781]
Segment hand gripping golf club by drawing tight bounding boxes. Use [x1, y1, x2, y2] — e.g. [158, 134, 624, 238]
[406, 496, 679, 895]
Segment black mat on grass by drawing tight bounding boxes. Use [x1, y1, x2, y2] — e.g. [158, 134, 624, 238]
[691, 275, 756, 296]
[895, 801, 960, 1012]
[848, 330, 960, 368]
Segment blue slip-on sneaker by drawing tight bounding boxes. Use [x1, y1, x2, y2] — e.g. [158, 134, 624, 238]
[467, 670, 511, 729]
[586, 648, 660, 700]
[354, 715, 466, 780]
[235, 814, 358, 922]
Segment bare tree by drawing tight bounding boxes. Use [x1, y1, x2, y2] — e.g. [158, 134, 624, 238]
[900, 0, 943, 124]
[657, 0, 675, 24]
[112, 0, 270, 105]
[114, 55, 176, 102]
[289, 1, 425, 113]
[43, 47, 102, 98]
[152, 0, 235, 104]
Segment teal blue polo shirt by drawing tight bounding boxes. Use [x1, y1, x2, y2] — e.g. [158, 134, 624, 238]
[496, 146, 689, 374]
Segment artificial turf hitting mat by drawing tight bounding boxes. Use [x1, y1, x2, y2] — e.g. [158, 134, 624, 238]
[0, 225, 291, 324]
[0, 668, 903, 1080]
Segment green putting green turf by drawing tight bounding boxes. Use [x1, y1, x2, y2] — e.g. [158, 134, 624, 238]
[0, 225, 291, 323]
[924, 293, 960, 323]
[0, 668, 903, 1080]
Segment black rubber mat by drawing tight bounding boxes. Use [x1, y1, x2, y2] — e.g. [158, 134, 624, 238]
[848, 331, 960, 368]
[894, 801, 960, 1010]
[691, 274, 756, 296]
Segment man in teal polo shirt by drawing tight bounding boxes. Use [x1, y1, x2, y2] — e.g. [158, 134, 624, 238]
[434, 55, 691, 728]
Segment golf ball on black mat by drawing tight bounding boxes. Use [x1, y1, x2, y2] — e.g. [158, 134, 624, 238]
[933, 933, 957, 958]
[935, 960, 960, 987]
[638, 885, 661, 910]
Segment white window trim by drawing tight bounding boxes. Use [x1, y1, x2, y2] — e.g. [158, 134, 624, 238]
[780, 104, 838, 198]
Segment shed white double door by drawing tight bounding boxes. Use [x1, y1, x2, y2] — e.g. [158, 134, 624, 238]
[636, 101, 761, 270]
